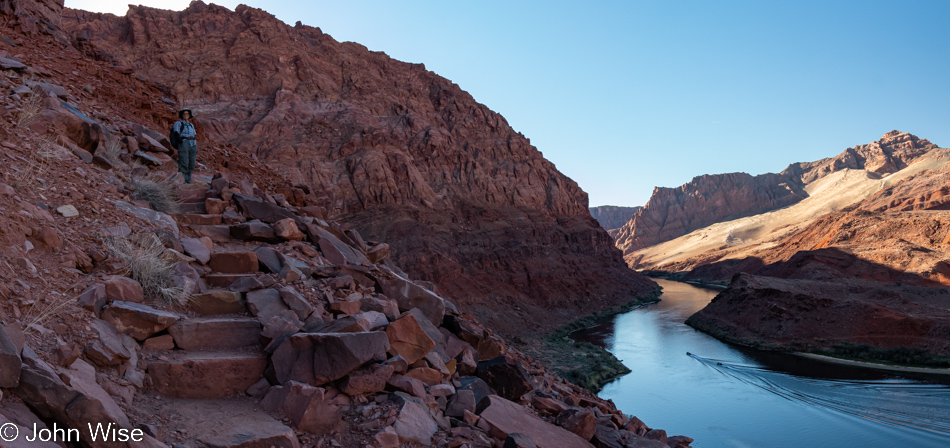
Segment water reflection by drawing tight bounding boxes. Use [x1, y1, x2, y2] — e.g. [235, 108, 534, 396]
[574, 279, 950, 448]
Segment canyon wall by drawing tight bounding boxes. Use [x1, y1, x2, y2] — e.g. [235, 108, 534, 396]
[62, 2, 655, 333]
[614, 172, 807, 253]
[614, 131, 939, 256]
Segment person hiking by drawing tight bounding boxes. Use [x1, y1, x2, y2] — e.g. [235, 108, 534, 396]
[170, 108, 197, 183]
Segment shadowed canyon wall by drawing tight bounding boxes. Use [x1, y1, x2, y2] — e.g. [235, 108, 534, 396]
[62, 2, 655, 334]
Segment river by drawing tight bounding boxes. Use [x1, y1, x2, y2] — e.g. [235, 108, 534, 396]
[573, 279, 950, 448]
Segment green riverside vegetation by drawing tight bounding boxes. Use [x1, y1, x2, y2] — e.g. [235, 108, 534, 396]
[524, 286, 662, 392]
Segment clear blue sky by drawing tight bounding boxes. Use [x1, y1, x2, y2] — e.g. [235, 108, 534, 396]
[68, 0, 950, 207]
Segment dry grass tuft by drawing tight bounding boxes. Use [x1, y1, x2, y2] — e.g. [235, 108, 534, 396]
[22, 281, 85, 334]
[104, 232, 188, 305]
[100, 138, 128, 168]
[13, 134, 65, 190]
[130, 173, 180, 213]
[16, 93, 43, 129]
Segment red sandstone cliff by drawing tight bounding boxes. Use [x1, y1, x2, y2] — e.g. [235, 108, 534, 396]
[61, 2, 655, 334]
[614, 131, 939, 256]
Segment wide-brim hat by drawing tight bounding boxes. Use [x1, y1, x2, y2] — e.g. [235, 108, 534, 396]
[178, 108, 193, 118]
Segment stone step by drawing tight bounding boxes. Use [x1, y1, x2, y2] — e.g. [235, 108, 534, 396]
[178, 187, 210, 203]
[147, 351, 267, 398]
[168, 317, 262, 350]
[209, 251, 259, 274]
[188, 290, 247, 315]
[151, 398, 300, 448]
[177, 213, 223, 225]
[178, 201, 207, 214]
[184, 224, 230, 243]
[203, 273, 267, 292]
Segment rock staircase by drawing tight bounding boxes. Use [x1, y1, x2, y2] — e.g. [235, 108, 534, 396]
[9, 167, 691, 448]
[129, 181, 298, 447]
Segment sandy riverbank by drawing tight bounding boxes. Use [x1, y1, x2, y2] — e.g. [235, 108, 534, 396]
[795, 353, 950, 375]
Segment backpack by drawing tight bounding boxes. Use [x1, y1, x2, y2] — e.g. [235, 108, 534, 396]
[169, 122, 182, 150]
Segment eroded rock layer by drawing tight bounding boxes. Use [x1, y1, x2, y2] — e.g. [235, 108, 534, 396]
[615, 131, 939, 255]
[61, 2, 655, 334]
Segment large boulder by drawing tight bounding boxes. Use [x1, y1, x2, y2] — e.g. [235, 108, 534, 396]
[77, 283, 108, 314]
[306, 224, 370, 266]
[556, 408, 597, 441]
[261, 310, 304, 353]
[337, 364, 394, 396]
[379, 271, 446, 326]
[103, 276, 144, 303]
[233, 194, 297, 223]
[84, 319, 136, 367]
[278, 286, 314, 321]
[231, 221, 277, 243]
[385, 312, 436, 364]
[476, 395, 594, 448]
[273, 218, 305, 241]
[100, 301, 180, 341]
[246, 288, 290, 324]
[271, 332, 390, 386]
[260, 381, 343, 434]
[15, 351, 134, 448]
[476, 356, 534, 401]
[393, 396, 438, 445]
[180, 237, 212, 264]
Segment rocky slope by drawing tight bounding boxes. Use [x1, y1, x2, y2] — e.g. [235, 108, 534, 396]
[0, 3, 690, 448]
[589, 205, 640, 235]
[615, 131, 939, 257]
[60, 2, 656, 336]
[686, 273, 950, 365]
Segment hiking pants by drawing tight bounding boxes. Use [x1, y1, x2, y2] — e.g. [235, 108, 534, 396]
[178, 139, 197, 183]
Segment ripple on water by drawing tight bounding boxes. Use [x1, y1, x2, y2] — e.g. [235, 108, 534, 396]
[582, 279, 950, 448]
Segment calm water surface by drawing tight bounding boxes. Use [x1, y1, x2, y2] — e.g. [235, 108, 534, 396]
[575, 279, 950, 448]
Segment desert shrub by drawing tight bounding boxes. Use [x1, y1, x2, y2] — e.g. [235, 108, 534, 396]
[16, 93, 43, 129]
[130, 173, 180, 213]
[104, 232, 186, 305]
